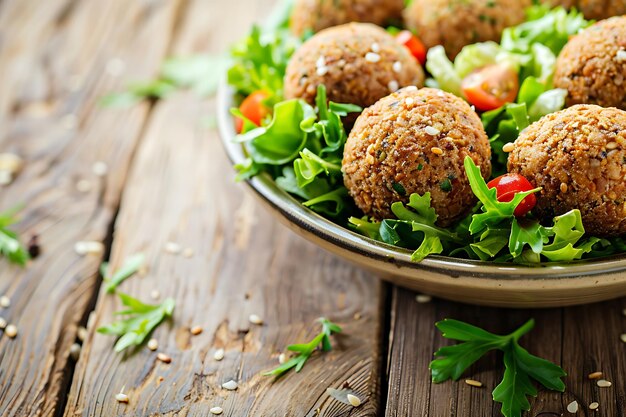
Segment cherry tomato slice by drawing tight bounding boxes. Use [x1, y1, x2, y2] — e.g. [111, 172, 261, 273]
[235, 90, 270, 133]
[395, 30, 427, 66]
[461, 63, 519, 112]
[487, 173, 537, 217]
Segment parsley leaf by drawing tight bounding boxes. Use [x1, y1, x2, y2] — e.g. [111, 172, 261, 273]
[0, 207, 29, 266]
[431, 318, 566, 417]
[97, 292, 175, 353]
[101, 253, 145, 294]
[263, 318, 342, 377]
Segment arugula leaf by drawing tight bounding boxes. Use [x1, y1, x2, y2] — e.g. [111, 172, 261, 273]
[101, 253, 145, 294]
[263, 318, 342, 377]
[0, 208, 29, 266]
[98, 292, 175, 353]
[431, 318, 566, 417]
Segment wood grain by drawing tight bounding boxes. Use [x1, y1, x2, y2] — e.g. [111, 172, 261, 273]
[0, 0, 184, 415]
[62, 1, 386, 416]
[386, 286, 626, 416]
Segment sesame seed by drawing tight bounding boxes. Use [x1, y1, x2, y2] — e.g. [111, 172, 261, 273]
[92, 161, 108, 176]
[416, 294, 432, 303]
[470, 105, 476, 112]
[190, 326, 203, 335]
[502, 142, 515, 153]
[560, 183, 568, 193]
[316, 56, 326, 68]
[157, 352, 172, 364]
[210, 407, 224, 415]
[566, 400, 578, 413]
[588, 371, 603, 379]
[69, 343, 81, 361]
[74, 241, 104, 256]
[606, 141, 618, 150]
[150, 289, 161, 300]
[405, 85, 418, 92]
[431, 147, 443, 156]
[589, 401, 599, 410]
[221, 380, 238, 390]
[214, 348, 225, 361]
[347, 394, 361, 407]
[616, 49, 626, 63]
[437, 90, 445, 97]
[115, 392, 129, 403]
[106, 58, 126, 77]
[621, 334, 626, 343]
[76, 179, 92, 193]
[316, 66, 329, 76]
[278, 353, 287, 364]
[0, 153, 23, 173]
[164, 241, 181, 254]
[0, 171, 13, 186]
[388, 80, 399, 92]
[392, 61, 402, 73]
[405, 97, 414, 106]
[371, 43, 380, 53]
[464, 379, 483, 388]
[353, 312, 362, 320]
[596, 379, 612, 388]
[424, 126, 440, 136]
[249, 314, 263, 325]
[182, 248, 194, 258]
[0, 317, 6, 329]
[0, 296, 10, 308]
[147, 338, 158, 351]
[5, 324, 17, 338]
[365, 52, 381, 63]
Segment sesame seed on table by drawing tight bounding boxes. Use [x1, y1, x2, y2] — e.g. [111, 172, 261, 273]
[0, 1, 624, 417]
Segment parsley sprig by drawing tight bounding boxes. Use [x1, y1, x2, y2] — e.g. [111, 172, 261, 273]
[101, 253, 145, 294]
[263, 318, 342, 377]
[431, 319, 566, 417]
[0, 207, 29, 266]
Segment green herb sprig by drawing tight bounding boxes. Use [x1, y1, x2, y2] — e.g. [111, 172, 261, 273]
[101, 253, 145, 294]
[431, 319, 566, 417]
[263, 318, 342, 377]
[0, 208, 29, 266]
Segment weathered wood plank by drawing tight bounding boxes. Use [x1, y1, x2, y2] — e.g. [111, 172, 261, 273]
[63, 1, 387, 416]
[0, 0, 184, 415]
[386, 286, 626, 416]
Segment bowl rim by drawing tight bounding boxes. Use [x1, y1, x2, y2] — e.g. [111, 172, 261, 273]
[217, 82, 626, 280]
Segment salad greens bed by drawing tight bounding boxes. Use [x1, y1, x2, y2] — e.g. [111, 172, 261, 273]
[227, 4, 625, 265]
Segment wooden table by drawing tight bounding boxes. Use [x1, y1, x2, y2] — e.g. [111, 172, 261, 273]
[0, 1, 624, 416]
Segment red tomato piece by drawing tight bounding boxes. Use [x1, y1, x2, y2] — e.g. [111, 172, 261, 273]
[395, 30, 427, 66]
[487, 173, 537, 217]
[236, 90, 270, 133]
[461, 63, 519, 112]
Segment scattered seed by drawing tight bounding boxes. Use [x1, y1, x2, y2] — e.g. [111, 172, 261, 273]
[347, 394, 361, 407]
[190, 326, 203, 335]
[464, 379, 483, 388]
[0, 317, 6, 329]
[182, 248, 194, 258]
[5, 324, 17, 338]
[157, 352, 171, 364]
[502, 142, 515, 153]
[0, 153, 24, 174]
[566, 400, 578, 413]
[0, 171, 13, 185]
[221, 380, 238, 390]
[76, 179, 92, 193]
[596, 379, 612, 388]
[416, 294, 432, 303]
[77, 326, 88, 342]
[388, 80, 399, 92]
[365, 52, 381, 63]
[0, 295, 10, 308]
[424, 126, 440, 136]
[92, 161, 108, 177]
[210, 407, 224, 415]
[589, 401, 599, 410]
[431, 147, 443, 156]
[620, 333, 626, 343]
[156, 376, 164, 385]
[69, 343, 81, 361]
[588, 371, 603, 379]
[353, 312, 362, 320]
[147, 338, 158, 351]
[370, 42, 380, 53]
[278, 353, 287, 364]
[164, 241, 181, 254]
[115, 392, 129, 404]
[404, 97, 415, 106]
[214, 348, 225, 361]
[74, 241, 104, 256]
[249, 314, 263, 325]
[150, 289, 161, 300]
[392, 61, 402, 73]
[106, 58, 126, 77]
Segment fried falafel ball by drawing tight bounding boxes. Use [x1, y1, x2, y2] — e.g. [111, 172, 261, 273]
[290, 0, 404, 37]
[554, 16, 626, 110]
[403, 0, 531, 59]
[508, 105, 626, 236]
[542, 0, 626, 20]
[284, 23, 425, 111]
[342, 87, 492, 226]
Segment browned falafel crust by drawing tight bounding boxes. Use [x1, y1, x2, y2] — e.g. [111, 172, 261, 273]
[542, 0, 626, 20]
[554, 16, 626, 110]
[342, 87, 492, 226]
[284, 23, 425, 110]
[508, 105, 626, 237]
[403, 0, 531, 59]
[290, 0, 404, 37]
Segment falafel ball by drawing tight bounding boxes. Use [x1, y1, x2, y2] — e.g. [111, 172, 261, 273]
[403, 0, 531, 59]
[554, 16, 626, 110]
[342, 87, 492, 225]
[507, 105, 626, 237]
[290, 0, 404, 37]
[284, 23, 425, 110]
[541, 0, 626, 20]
